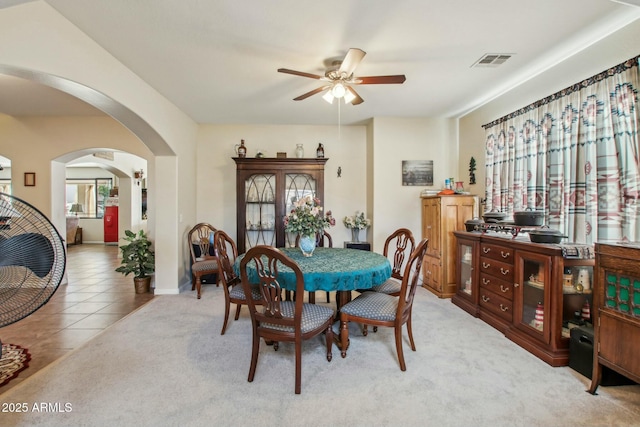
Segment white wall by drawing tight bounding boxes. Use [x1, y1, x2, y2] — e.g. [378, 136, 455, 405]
[196, 121, 461, 255]
[371, 117, 458, 252]
[197, 124, 368, 247]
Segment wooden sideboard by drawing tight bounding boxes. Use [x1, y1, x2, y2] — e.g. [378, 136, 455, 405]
[421, 195, 477, 298]
[452, 231, 595, 366]
[589, 243, 640, 394]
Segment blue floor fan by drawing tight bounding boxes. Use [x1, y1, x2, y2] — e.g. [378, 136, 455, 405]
[0, 192, 66, 355]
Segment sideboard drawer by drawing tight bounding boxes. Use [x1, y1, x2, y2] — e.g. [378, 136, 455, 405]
[479, 257, 514, 282]
[479, 287, 513, 322]
[479, 273, 514, 300]
[480, 242, 514, 263]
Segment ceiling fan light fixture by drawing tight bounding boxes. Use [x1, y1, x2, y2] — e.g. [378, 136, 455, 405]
[322, 91, 335, 104]
[343, 90, 356, 104]
[278, 48, 405, 104]
[331, 82, 346, 98]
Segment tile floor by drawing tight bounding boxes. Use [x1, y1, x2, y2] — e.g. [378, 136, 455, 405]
[0, 244, 154, 394]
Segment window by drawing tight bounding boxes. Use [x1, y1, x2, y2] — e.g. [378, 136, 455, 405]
[66, 179, 112, 219]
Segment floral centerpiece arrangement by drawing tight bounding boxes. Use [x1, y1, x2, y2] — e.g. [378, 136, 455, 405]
[343, 211, 371, 230]
[343, 211, 371, 242]
[284, 196, 335, 256]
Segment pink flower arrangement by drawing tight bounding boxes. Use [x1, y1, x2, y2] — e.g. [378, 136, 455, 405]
[284, 196, 335, 237]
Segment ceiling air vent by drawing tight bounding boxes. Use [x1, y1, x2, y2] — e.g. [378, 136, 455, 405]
[93, 151, 115, 161]
[472, 53, 513, 68]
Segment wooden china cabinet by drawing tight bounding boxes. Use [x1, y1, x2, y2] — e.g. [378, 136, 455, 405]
[421, 195, 478, 298]
[234, 157, 327, 254]
[452, 231, 595, 366]
[589, 243, 640, 394]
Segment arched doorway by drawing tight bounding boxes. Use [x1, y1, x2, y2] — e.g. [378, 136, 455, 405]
[0, 68, 186, 295]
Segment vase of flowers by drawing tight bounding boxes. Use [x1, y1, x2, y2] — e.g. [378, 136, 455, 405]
[284, 196, 335, 256]
[343, 211, 371, 243]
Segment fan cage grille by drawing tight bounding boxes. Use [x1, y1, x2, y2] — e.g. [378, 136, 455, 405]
[0, 192, 66, 328]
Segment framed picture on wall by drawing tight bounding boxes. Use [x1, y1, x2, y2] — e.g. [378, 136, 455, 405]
[402, 160, 433, 186]
[24, 172, 36, 187]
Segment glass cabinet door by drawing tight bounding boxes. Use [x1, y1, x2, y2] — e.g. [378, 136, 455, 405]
[561, 263, 594, 339]
[459, 241, 475, 297]
[515, 252, 552, 342]
[284, 172, 317, 247]
[245, 173, 276, 249]
[235, 158, 327, 254]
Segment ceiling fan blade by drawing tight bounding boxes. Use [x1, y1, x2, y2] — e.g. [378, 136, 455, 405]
[293, 85, 331, 101]
[278, 68, 323, 80]
[357, 75, 406, 85]
[338, 48, 366, 77]
[346, 86, 364, 105]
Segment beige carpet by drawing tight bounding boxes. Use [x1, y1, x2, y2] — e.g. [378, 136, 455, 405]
[1, 287, 640, 427]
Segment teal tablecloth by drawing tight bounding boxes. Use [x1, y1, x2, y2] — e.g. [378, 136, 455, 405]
[234, 247, 392, 292]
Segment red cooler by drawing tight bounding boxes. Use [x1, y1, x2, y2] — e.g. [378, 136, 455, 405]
[104, 205, 118, 244]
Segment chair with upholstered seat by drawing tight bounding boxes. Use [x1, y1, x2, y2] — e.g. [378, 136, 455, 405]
[294, 231, 333, 304]
[213, 230, 262, 335]
[369, 228, 415, 296]
[339, 238, 428, 371]
[239, 245, 334, 394]
[188, 223, 219, 299]
[361, 228, 415, 334]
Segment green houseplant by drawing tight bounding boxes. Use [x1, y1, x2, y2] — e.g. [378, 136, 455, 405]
[115, 229, 155, 293]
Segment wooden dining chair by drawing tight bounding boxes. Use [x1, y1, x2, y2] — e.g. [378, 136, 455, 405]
[359, 228, 415, 333]
[294, 231, 333, 304]
[239, 245, 334, 394]
[213, 230, 262, 335]
[188, 223, 219, 299]
[339, 238, 429, 371]
[369, 228, 415, 296]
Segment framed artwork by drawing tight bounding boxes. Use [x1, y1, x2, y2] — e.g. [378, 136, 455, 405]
[402, 160, 433, 186]
[24, 172, 36, 187]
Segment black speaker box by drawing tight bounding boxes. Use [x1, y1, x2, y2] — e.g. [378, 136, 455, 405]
[569, 325, 635, 386]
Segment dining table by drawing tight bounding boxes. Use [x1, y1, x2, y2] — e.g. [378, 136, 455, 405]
[234, 246, 392, 311]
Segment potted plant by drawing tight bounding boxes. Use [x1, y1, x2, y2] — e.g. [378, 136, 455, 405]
[115, 229, 155, 293]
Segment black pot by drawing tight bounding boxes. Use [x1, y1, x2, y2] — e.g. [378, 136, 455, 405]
[464, 217, 484, 232]
[513, 208, 545, 226]
[528, 226, 568, 244]
[482, 211, 507, 223]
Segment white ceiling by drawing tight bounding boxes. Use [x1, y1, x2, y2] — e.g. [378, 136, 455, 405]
[0, 0, 639, 125]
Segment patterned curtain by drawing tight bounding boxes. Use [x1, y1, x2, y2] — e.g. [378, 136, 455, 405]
[483, 55, 640, 245]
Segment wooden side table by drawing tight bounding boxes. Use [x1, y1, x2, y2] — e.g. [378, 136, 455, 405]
[344, 241, 371, 251]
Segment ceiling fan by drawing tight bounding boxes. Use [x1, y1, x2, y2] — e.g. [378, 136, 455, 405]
[278, 48, 406, 105]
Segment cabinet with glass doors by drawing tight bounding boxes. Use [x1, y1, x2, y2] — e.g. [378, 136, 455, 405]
[453, 231, 594, 366]
[452, 232, 479, 316]
[234, 158, 327, 254]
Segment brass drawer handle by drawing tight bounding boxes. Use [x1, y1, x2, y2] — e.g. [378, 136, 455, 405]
[500, 285, 510, 293]
[482, 278, 490, 285]
[482, 262, 491, 269]
[483, 247, 491, 254]
[500, 268, 510, 275]
[481, 295, 490, 302]
[501, 251, 510, 258]
[500, 304, 509, 312]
